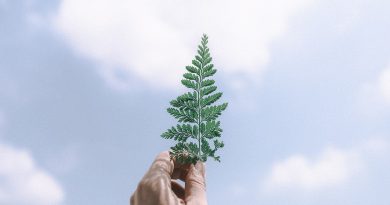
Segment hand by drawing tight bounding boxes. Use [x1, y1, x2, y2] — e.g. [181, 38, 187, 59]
[130, 151, 207, 205]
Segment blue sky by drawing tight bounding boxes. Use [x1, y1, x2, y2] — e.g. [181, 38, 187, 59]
[1, 0, 390, 205]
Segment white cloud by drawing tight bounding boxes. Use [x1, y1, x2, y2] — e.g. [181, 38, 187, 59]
[54, 0, 316, 90]
[356, 63, 390, 117]
[379, 66, 390, 103]
[263, 147, 360, 192]
[0, 143, 65, 205]
[262, 138, 388, 193]
[359, 137, 389, 155]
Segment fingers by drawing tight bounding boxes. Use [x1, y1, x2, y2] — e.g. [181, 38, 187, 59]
[130, 151, 182, 205]
[171, 180, 185, 200]
[130, 151, 208, 205]
[151, 151, 189, 181]
[149, 151, 174, 178]
[185, 162, 207, 205]
[172, 162, 191, 181]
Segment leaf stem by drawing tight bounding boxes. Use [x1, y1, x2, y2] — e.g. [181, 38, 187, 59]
[197, 62, 203, 158]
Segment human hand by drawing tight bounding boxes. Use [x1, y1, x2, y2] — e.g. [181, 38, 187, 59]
[130, 151, 207, 205]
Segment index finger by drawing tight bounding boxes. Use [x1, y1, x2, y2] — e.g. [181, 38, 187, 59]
[131, 151, 185, 205]
[149, 151, 190, 181]
[147, 151, 174, 179]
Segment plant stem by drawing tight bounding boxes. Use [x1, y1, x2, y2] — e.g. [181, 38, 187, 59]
[197, 64, 203, 157]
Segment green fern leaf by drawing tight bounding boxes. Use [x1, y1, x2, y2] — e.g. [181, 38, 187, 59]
[203, 69, 216, 78]
[192, 59, 202, 69]
[183, 73, 199, 81]
[201, 79, 215, 87]
[161, 34, 228, 164]
[201, 92, 222, 107]
[201, 103, 228, 121]
[181, 79, 197, 89]
[186, 66, 198, 74]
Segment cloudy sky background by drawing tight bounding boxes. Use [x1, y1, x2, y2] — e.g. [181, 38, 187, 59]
[1, 0, 390, 204]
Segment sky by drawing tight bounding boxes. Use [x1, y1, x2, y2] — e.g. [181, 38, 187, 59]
[0, 0, 390, 204]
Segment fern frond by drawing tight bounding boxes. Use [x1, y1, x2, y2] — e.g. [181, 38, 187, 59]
[186, 65, 198, 74]
[183, 73, 198, 81]
[167, 108, 196, 123]
[201, 79, 215, 87]
[201, 120, 222, 139]
[201, 86, 217, 97]
[203, 68, 216, 78]
[181, 79, 197, 90]
[192, 59, 202, 69]
[161, 124, 195, 141]
[201, 103, 228, 121]
[162, 34, 228, 164]
[201, 92, 222, 107]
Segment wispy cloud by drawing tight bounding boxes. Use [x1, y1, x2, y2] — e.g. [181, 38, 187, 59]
[379, 65, 390, 103]
[262, 138, 388, 193]
[54, 0, 316, 90]
[0, 143, 65, 205]
[263, 147, 359, 191]
[357, 62, 390, 117]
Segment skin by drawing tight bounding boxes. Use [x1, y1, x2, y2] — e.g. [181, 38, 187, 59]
[130, 151, 207, 205]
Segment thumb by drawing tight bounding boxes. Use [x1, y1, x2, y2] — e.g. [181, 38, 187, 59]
[185, 162, 207, 205]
